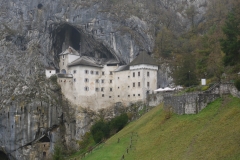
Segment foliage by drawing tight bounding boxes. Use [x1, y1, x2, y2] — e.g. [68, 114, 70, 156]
[90, 113, 129, 143]
[220, 8, 240, 66]
[173, 53, 198, 87]
[52, 143, 64, 160]
[234, 79, 240, 91]
[109, 113, 128, 134]
[50, 75, 58, 83]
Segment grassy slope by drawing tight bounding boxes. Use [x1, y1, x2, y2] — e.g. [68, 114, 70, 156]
[75, 96, 240, 160]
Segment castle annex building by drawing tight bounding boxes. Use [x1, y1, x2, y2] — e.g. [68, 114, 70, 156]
[58, 47, 158, 109]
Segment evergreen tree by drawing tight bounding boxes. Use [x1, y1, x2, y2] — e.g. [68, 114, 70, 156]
[220, 9, 240, 66]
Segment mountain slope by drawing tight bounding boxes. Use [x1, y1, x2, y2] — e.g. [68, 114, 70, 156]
[80, 96, 240, 160]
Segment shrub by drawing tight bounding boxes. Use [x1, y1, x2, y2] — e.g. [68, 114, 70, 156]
[50, 75, 58, 83]
[109, 113, 128, 134]
[90, 120, 110, 143]
[234, 79, 240, 91]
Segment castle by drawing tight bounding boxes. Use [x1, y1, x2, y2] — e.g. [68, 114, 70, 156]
[57, 47, 158, 109]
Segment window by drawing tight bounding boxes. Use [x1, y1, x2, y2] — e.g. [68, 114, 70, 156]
[96, 71, 99, 75]
[147, 71, 150, 77]
[84, 87, 89, 91]
[133, 72, 135, 77]
[101, 87, 104, 92]
[63, 62, 64, 65]
[95, 88, 99, 92]
[147, 82, 150, 87]
[109, 96, 112, 98]
[85, 70, 89, 74]
[102, 72, 105, 75]
[84, 78, 89, 82]
[138, 72, 140, 76]
[74, 78, 76, 82]
[101, 79, 104, 83]
[133, 82, 135, 87]
[110, 88, 112, 91]
[118, 95, 120, 97]
[128, 95, 130, 97]
[96, 79, 99, 83]
[49, 71, 51, 73]
[133, 94, 135, 96]
[102, 94, 104, 97]
[128, 76, 130, 78]
[138, 94, 140, 96]
[110, 71, 113, 75]
[118, 77, 119, 79]
[110, 80, 112, 83]
[73, 70, 76, 74]
[118, 87, 119, 89]
[138, 82, 140, 87]
[90, 70, 94, 74]
[63, 55, 65, 58]
[128, 86, 130, 88]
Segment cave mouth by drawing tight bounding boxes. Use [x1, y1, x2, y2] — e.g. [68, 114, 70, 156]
[0, 151, 9, 160]
[39, 136, 50, 142]
[52, 24, 81, 56]
[52, 23, 119, 62]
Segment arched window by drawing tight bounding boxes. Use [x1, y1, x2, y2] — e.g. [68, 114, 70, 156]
[61, 69, 66, 74]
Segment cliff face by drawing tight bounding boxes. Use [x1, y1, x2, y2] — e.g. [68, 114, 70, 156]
[0, 0, 208, 159]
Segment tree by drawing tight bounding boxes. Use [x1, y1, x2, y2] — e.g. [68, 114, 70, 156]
[173, 54, 198, 87]
[220, 8, 240, 66]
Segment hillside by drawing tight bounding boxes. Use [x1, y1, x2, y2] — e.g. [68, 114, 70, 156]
[76, 96, 240, 160]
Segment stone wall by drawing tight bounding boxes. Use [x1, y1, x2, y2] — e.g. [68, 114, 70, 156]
[148, 83, 240, 115]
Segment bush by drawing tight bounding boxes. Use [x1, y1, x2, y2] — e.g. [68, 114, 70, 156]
[90, 113, 129, 143]
[234, 79, 240, 91]
[50, 75, 58, 83]
[90, 120, 110, 143]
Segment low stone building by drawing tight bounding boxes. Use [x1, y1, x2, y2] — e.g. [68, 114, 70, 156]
[58, 46, 158, 109]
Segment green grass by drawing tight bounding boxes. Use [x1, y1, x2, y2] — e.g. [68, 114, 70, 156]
[71, 96, 240, 160]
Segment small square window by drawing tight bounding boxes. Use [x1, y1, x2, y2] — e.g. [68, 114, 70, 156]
[96, 71, 99, 75]
[110, 88, 112, 91]
[109, 96, 111, 98]
[128, 95, 130, 97]
[118, 95, 120, 97]
[85, 70, 89, 74]
[118, 77, 119, 79]
[110, 80, 112, 83]
[138, 82, 140, 87]
[102, 94, 104, 97]
[147, 82, 150, 87]
[74, 78, 76, 82]
[101, 79, 104, 83]
[85, 78, 89, 82]
[138, 72, 140, 76]
[73, 70, 76, 74]
[96, 79, 99, 83]
[110, 71, 113, 75]
[84, 87, 89, 91]
[49, 71, 51, 73]
[102, 72, 105, 75]
[63, 62, 64, 65]
[133, 72, 135, 77]
[138, 94, 140, 96]
[147, 72, 150, 77]
[90, 70, 94, 74]
[128, 76, 130, 78]
[128, 86, 130, 88]
[63, 55, 65, 58]
[133, 83, 135, 87]
[95, 88, 99, 92]
[133, 94, 135, 96]
[101, 87, 104, 92]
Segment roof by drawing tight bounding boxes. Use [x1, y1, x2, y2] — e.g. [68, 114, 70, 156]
[106, 59, 120, 64]
[114, 65, 130, 72]
[129, 51, 158, 66]
[68, 56, 103, 68]
[59, 46, 79, 56]
[57, 74, 73, 78]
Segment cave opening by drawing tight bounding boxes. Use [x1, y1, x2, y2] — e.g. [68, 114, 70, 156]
[53, 24, 81, 56]
[0, 151, 9, 160]
[52, 23, 122, 65]
[39, 136, 50, 142]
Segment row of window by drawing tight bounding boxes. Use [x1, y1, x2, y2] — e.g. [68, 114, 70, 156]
[132, 71, 150, 77]
[82, 93, 141, 98]
[84, 87, 113, 92]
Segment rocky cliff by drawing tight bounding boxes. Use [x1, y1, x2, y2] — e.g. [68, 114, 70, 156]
[0, 0, 208, 159]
